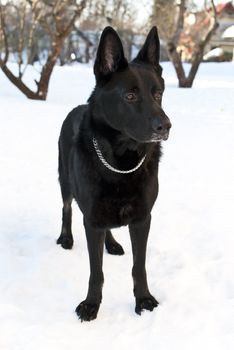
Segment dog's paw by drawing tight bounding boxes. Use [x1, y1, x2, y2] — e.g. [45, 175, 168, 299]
[57, 234, 73, 250]
[75, 301, 100, 322]
[105, 241, 125, 255]
[135, 295, 159, 315]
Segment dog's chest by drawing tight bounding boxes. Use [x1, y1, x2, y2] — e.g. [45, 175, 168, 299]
[90, 180, 149, 229]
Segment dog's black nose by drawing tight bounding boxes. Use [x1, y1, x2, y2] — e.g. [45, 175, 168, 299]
[152, 119, 171, 135]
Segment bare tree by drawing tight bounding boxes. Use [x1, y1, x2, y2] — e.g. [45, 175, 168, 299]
[79, 0, 138, 60]
[152, 0, 218, 87]
[104, 0, 137, 60]
[0, 0, 86, 100]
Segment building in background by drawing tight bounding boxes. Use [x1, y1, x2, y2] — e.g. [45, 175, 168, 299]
[180, 1, 234, 62]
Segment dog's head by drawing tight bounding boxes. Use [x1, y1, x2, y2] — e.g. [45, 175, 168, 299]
[92, 26, 171, 143]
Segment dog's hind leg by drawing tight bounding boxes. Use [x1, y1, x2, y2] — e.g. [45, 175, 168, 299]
[57, 175, 74, 249]
[57, 138, 74, 250]
[105, 230, 124, 255]
[57, 197, 73, 250]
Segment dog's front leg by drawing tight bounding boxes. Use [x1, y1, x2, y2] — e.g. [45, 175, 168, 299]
[75, 219, 105, 322]
[129, 215, 159, 315]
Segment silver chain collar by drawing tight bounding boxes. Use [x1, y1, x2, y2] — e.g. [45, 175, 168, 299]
[92, 137, 146, 174]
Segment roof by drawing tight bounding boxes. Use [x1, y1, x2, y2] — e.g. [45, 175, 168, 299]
[215, 2, 234, 15]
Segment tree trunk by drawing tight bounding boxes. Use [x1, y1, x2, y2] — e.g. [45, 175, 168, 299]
[36, 41, 63, 100]
[167, 19, 219, 88]
[167, 42, 190, 87]
[0, 39, 63, 100]
[167, 43, 198, 88]
[0, 62, 44, 99]
[167, 45, 198, 88]
[0, 1, 86, 100]
[159, 0, 218, 88]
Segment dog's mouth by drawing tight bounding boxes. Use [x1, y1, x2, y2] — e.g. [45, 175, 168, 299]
[124, 129, 170, 145]
[146, 131, 170, 143]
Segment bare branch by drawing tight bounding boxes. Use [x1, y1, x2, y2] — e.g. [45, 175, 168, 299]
[62, 0, 86, 38]
[25, 0, 42, 68]
[0, 4, 9, 66]
[210, 0, 217, 23]
[188, 0, 219, 83]
[0, 0, 86, 99]
[171, 0, 186, 45]
[17, 1, 27, 78]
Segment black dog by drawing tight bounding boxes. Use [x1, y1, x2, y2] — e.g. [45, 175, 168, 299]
[57, 26, 171, 322]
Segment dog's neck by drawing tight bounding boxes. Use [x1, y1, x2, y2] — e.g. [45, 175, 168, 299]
[85, 115, 154, 174]
[90, 116, 148, 156]
[92, 137, 147, 174]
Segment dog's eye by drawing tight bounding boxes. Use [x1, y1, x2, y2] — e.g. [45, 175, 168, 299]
[125, 92, 137, 102]
[153, 92, 162, 101]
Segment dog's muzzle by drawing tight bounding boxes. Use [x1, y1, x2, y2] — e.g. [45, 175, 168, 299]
[150, 131, 170, 142]
[150, 119, 171, 142]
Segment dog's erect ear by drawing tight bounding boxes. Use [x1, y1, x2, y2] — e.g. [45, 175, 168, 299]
[133, 27, 161, 73]
[94, 26, 128, 81]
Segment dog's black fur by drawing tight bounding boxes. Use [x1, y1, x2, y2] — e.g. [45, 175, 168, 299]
[57, 26, 171, 322]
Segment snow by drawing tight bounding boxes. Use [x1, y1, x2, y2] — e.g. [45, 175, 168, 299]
[0, 62, 234, 350]
[203, 47, 224, 60]
[222, 25, 234, 38]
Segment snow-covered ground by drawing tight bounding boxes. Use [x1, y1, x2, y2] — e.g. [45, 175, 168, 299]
[0, 62, 234, 350]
